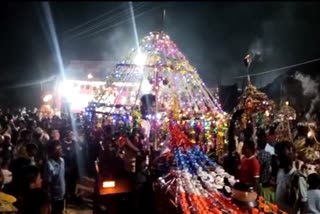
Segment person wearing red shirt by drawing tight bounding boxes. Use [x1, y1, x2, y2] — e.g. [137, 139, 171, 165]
[238, 140, 260, 190]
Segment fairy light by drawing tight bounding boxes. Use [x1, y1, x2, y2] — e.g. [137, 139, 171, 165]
[93, 32, 227, 153]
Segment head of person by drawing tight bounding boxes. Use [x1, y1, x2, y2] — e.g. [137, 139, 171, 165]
[26, 143, 38, 158]
[242, 140, 256, 158]
[308, 173, 320, 190]
[34, 127, 44, 140]
[276, 141, 296, 170]
[50, 129, 60, 141]
[19, 120, 26, 129]
[3, 133, 11, 144]
[20, 130, 33, 142]
[47, 141, 62, 160]
[65, 130, 74, 142]
[23, 165, 42, 190]
[26, 119, 37, 130]
[39, 133, 50, 145]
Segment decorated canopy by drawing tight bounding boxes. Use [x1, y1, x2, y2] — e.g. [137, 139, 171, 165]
[90, 31, 228, 154]
[235, 83, 275, 129]
[274, 102, 296, 142]
[275, 102, 296, 122]
[93, 32, 224, 119]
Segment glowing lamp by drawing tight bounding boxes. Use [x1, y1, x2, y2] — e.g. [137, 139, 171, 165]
[102, 181, 116, 188]
[307, 130, 314, 138]
[43, 94, 53, 102]
[265, 110, 270, 117]
[285, 101, 289, 106]
[87, 73, 93, 79]
[134, 52, 147, 66]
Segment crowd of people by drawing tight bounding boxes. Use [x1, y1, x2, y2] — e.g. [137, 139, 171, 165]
[223, 111, 320, 214]
[0, 105, 320, 214]
[0, 108, 88, 214]
[0, 107, 154, 214]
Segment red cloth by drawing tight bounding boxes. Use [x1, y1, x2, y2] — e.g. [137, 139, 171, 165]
[267, 135, 276, 143]
[238, 156, 260, 184]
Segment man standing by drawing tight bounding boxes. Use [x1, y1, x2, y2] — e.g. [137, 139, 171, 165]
[275, 141, 307, 214]
[61, 130, 79, 203]
[44, 142, 65, 214]
[238, 140, 260, 190]
[256, 132, 273, 201]
[256, 131, 272, 186]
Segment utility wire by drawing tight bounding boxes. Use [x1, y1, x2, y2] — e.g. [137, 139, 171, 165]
[66, 3, 146, 40]
[234, 57, 320, 79]
[0, 75, 57, 90]
[63, 3, 124, 35]
[73, 5, 161, 42]
[66, 3, 148, 41]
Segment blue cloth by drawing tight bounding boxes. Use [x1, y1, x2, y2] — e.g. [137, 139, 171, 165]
[44, 158, 66, 201]
[265, 143, 275, 155]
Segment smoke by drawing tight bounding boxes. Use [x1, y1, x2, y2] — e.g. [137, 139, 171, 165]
[94, 27, 134, 61]
[249, 38, 263, 62]
[247, 37, 277, 87]
[294, 71, 320, 119]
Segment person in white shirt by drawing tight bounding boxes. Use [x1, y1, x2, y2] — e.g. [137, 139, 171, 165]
[275, 141, 307, 214]
[306, 173, 320, 214]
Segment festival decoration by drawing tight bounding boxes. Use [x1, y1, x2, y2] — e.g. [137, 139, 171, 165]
[154, 127, 285, 214]
[156, 146, 240, 214]
[235, 83, 275, 129]
[40, 104, 54, 117]
[90, 31, 227, 155]
[296, 126, 320, 164]
[274, 101, 296, 142]
[94, 32, 224, 118]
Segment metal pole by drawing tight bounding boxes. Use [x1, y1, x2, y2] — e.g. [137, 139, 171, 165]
[245, 53, 255, 84]
[287, 119, 292, 142]
[154, 66, 159, 150]
[247, 67, 251, 83]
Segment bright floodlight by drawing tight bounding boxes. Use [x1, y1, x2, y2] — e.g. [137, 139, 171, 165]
[140, 79, 152, 95]
[134, 52, 147, 66]
[43, 94, 53, 102]
[88, 73, 93, 79]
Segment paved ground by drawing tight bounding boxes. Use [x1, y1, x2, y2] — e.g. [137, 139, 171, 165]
[66, 207, 92, 214]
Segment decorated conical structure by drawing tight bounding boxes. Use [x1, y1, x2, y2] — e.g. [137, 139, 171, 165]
[94, 32, 224, 119]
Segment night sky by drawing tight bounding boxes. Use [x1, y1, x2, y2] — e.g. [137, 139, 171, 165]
[2, 2, 320, 106]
